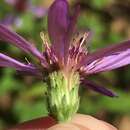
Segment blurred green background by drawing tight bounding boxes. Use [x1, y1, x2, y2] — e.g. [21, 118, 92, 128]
[0, 0, 130, 129]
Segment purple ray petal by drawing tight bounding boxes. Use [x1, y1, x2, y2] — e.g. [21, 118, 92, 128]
[0, 24, 47, 67]
[84, 49, 130, 74]
[82, 80, 117, 97]
[0, 53, 41, 76]
[79, 40, 130, 68]
[48, 0, 69, 63]
[64, 4, 80, 64]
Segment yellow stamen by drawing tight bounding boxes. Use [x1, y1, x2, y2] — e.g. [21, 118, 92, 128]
[25, 57, 30, 64]
[79, 32, 88, 47]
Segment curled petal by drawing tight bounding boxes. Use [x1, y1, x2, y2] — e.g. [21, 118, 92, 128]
[82, 80, 117, 97]
[79, 40, 130, 67]
[0, 24, 47, 67]
[48, 0, 69, 62]
[0, 53, 41, 76]
[84, 49, 130, 74]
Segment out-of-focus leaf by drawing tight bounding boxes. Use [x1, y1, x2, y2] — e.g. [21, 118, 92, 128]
[0, 119, 5, 130]
[13, 100, 48, 122]
[79, 92, 100, 114]
[79, 88, 130, 115]
[90, 0, 113, 9]
[0, 68, 21, 95]
[20, 82, 47, 99]
[108, 33, 124, 44]
[99, 91, 130, 114]
[78, 13, 105, 51]
[19, 13, 34, 33]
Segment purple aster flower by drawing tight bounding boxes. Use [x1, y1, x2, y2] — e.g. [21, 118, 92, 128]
[0, 0, 130, 122]
[5, 0, 28, 12]
[5, 0, 47, 17]
[1, 0, 47, 26]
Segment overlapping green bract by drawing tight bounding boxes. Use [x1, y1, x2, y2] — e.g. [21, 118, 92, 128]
[48, 71, 80, 122]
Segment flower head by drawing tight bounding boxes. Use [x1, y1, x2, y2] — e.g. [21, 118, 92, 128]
[1, 0, 47, 26]
[0, 0, 130, 122]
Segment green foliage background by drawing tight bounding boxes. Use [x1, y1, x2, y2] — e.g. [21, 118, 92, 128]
[0, 0, 130, 129]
